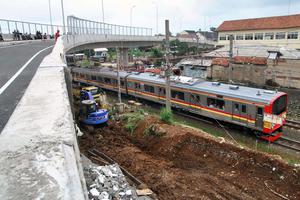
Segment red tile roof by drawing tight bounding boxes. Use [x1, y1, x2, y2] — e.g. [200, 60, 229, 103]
[217, 14, 300, 32]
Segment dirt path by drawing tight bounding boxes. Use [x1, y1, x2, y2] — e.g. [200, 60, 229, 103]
[79, 116, 300, 200]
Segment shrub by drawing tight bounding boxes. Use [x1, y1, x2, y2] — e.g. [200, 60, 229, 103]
[122, 112, 144, 134]
[160, 108, 173, 124]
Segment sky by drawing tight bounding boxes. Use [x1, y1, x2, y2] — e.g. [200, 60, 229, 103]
[1, 0, 300, 34]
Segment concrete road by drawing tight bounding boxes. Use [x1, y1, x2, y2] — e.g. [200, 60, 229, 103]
[0, 41, 54, 132]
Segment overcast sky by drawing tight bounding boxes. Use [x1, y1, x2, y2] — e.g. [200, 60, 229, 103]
[1, 0, 300, 34]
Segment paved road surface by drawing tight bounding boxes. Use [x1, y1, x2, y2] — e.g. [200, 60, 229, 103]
[0, 41, 54, 132]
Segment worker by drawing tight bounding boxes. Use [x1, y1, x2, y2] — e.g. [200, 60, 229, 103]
[54, 30, 60, 42]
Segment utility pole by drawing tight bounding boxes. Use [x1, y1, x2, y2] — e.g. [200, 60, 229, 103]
[117, 48, 122, 103]
[60, 0, 66, 34]
[228, 35, 234, 82]
[165, 20, 171, 111]
[48, 0, 54, 35]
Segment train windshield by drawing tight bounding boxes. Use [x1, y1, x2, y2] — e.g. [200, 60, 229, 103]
[272, 95, 287, 115]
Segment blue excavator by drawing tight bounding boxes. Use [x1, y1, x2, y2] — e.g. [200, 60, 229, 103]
[77, 89, 109, 127]
[79, 99, 108, 126]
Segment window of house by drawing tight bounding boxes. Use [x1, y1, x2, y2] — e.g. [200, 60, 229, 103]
[275, 32, 286, 39]
[265, 33, 274, 40]
[144, 85, 155, 93]
[245, 34, 253, 40]
[242, 105, 247, 113]
[219, 35, 226, 40]
[91, 75, 97, 80]
[287, 32, 298, 39]
[207, 98, 225, 110]
[171, 90, 184, 100]
[254, 33, 263, 40]
[236, 35, 244, 40]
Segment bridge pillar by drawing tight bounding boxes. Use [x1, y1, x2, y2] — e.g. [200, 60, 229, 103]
[117, 47, 129, 69]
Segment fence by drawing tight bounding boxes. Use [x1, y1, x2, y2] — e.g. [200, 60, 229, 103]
[0, 16, 153, 38]
[67, 16, 152, 36]
[0, 18, 64, 36]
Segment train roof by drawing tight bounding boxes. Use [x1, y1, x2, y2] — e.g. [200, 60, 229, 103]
[72, 67, 285, 104]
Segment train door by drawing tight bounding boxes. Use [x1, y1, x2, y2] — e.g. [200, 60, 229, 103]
[255, 107, 264, 129]
[232, 103, 242, 123]
[158, 87, 166, 103]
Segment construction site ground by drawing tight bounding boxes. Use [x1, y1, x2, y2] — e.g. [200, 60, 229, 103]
[79, 114, 300, 200]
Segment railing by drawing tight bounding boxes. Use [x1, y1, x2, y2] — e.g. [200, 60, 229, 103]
[67, 16, 152, 36]
[0, 18, 64, 35]
[0, 16, 153, 41]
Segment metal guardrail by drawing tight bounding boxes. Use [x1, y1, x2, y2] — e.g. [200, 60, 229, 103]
[67, 16, 152, 36]
[0, 15, 153, 41]
[0, 18, 64, 35]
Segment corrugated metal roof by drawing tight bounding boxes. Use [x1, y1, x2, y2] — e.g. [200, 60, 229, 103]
[72, 67, 283, 104]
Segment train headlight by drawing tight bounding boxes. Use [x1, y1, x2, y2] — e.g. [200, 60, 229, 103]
[264, 121, 271, 129]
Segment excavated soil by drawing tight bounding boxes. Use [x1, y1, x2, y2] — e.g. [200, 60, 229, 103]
[79, 116, 300, 200]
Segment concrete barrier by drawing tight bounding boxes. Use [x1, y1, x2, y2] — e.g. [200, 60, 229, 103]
[0, 37, 86, 199]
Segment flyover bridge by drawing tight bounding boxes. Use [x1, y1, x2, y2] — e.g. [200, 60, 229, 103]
[0, 16, 214, 199]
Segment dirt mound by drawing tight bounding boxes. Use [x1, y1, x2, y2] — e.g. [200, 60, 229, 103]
[79, 116, 300, 200]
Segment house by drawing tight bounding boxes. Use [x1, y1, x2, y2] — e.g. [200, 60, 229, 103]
[217, 14, 300, 49]
[175, 58, 212, 78]
[177, 30, 217, 42]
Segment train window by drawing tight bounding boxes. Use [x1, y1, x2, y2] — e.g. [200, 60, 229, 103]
[91, 76, 97, 80]
[97, 76, 103, 82]
[111, 79, 117, 85]
[242, 105, 247, 113]
[191, 94, 201, 104]
[159, 88, 166, 95]
[104, 78, 111, 84]
[144, 85, 155, 93]
[171, 90, 184, 100]
[257, 107, 263, 115]
[234, 104, 239, 112]
[272, 95, 287, 115]
[135, 83, 141, 90]
[207, 98, 225, 110]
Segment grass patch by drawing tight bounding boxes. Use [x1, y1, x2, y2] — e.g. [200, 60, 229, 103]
[122, 112, 144, 134]
[160, 108, 174, 124]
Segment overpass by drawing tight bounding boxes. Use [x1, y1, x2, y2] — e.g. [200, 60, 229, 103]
[0, 16, 215, 199]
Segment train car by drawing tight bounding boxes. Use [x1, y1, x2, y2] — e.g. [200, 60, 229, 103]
[71, 67, 288, 142]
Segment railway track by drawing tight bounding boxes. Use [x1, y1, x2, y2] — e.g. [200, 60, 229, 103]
[285, 119, 300, 130]
[274, 137, 300, 152]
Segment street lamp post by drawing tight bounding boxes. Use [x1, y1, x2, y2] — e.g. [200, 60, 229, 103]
[130, 5, 136, 27]
[152, 2, 158, 35]
[60, 0, 66, 34]
[48, 0, 54, 35]
[100, 0, 105, 23]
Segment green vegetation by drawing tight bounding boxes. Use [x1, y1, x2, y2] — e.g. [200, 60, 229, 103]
[149, 48, 164, 58]
[80, 59, 91, 67]
[160, 108, 174, 124]
[122, 112, 144, 134]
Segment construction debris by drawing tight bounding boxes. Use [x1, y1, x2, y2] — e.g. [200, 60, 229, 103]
[82, 157, 152, 200]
